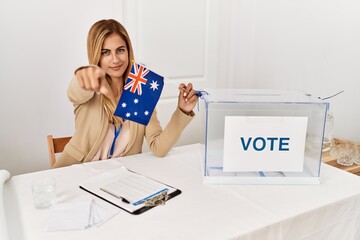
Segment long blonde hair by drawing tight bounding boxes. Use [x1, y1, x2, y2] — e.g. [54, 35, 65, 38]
[87, 19, 134, 126]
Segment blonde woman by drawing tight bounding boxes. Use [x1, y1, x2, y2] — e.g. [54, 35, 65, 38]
[54, 19, 198, 168]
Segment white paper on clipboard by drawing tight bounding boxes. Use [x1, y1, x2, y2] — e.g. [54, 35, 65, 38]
[79, 167, 180, 214]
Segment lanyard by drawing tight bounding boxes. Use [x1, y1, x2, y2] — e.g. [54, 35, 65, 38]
[109, 124, 122, 158]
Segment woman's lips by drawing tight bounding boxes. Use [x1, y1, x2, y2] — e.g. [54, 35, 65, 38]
[111, 65, 121, 71]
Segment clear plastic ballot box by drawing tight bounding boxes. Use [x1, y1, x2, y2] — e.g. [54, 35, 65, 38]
[199, 89, 329, 184]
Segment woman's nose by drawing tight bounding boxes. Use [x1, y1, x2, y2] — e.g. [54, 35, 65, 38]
[112, 53, 120, 63]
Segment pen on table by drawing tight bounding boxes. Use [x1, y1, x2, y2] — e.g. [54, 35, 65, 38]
[100, 188, 131, 204]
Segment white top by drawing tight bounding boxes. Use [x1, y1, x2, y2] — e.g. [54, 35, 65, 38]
[3, 144, 360, 240]
[92, 120, 130, 161]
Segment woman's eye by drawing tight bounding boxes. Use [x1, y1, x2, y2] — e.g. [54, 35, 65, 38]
[101, 50, 110, 56]
[117, 48, 125, 53]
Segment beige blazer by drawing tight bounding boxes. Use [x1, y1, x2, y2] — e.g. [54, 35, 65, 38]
[53, 75, 194, 168]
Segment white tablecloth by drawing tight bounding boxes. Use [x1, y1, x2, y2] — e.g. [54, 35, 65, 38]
[3, 144, 360, 240]
[0, 170, 11, 240]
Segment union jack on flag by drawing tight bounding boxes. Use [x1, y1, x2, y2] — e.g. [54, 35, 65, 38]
[124, 64, 149, 95]
[114, 62, 164, 126]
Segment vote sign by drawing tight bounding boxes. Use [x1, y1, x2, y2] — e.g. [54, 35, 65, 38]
[223, 116, 308, 172]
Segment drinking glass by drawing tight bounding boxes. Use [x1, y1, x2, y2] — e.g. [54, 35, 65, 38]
[335, 143, 354, 167]
[322, 112, 334, 153]
[31, 176, 56, 209]
[352, 143, 360, 165]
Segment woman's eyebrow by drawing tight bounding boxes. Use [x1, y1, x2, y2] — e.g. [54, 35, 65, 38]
[101, 46, 126, 51]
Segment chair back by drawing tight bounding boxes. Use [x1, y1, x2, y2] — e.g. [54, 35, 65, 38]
[47, 135, 71, 167]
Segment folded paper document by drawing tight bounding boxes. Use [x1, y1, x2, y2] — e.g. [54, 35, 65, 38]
[79, 167, 181, 214]
[45, 197, 119, 232]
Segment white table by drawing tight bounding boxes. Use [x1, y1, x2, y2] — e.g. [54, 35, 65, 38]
[3, 144, 360, 240]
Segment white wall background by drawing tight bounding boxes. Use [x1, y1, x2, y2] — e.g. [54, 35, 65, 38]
[0, 0, 124, 175]
[1, 0, 359, 175]
[223, 0, 360, 141]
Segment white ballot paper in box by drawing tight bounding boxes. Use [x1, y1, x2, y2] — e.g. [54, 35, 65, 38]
[79, 167, 181, 215]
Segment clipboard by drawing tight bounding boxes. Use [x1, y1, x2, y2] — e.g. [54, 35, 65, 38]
[79, 167, 181, 215]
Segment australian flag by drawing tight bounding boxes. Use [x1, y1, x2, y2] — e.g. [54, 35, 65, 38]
[114, 62, 164, 126]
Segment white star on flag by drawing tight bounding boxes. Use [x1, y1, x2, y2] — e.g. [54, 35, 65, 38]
[121, 102, 127, 108]
[150, 81, 159, 91]
[134, 98, 139, 104]
[144, 111, 149, 116]
[126, 112, 131, 117]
